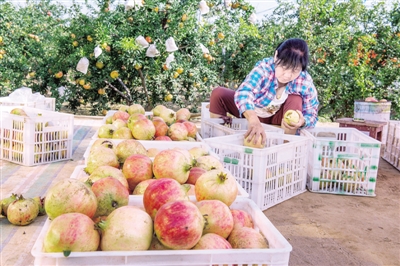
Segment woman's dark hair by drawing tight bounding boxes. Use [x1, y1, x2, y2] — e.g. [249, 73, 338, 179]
[275, 38, 309, 71]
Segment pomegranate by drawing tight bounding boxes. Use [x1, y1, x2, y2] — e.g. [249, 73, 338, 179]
[183, 121, 198, 138]
[44, 179, 98, 220]
[91, 139, 115, 151]
[167, 123, 188, 141]
[122, 154, 153, 193]
[146, 148, 160, 157]
[231, 209, 254, 229]
[7, 195, 39, 225]
[85, 146, 119, 175]
[227, 227, 269, 249]
[152, 104, 167, 117]
[196, 199, 234, 238]
[188, 146, 209, 159]
[143, 178, 189, 220]
[195, 155, 224, 171]
[97, 124, 117, 138]
[114, 139, 147, 163]
[112, 110, 130, 122]
[127, 103, 145, 115]
[32, 196, 46, 216]
[91, 177, 129, 217]
[153, 149, 192, 184]
[0, 193, 18, 217]
[192, 233, 232, 249]
[186, 184, 196, 195]
[186, 167, 207, 185]
[155, 136, 172, 141]
[112, 118, 127, 129]
[131, 117, 156, 140]
[154, 200, 204, 249]
[158, 108, 176, 125]
[88, 165, 129, 190]
[195, 170, 238, 206]
[127, 113, 146, 131]
[132, 179, 157, 195]
[152, 117, 169, 137]
[99, 206, 153, 251]
[176, 107, 191, 121]
[44, 212, 100, 253]
[112, 127, 133, 139]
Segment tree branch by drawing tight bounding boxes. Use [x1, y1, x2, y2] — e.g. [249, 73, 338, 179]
[104, 80, 130, 102]
[137, 68, 153, 109]
[117, 78, 133, 105]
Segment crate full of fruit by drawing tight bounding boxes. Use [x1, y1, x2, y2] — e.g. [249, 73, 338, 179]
[0, 106, 73, 166]
[300, 127, 381, 196]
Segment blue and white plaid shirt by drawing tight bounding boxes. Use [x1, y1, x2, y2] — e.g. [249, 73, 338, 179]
[234, 57, 319, 128]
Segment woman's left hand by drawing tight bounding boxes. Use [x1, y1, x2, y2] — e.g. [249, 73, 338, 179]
[282, 110, 305, 130]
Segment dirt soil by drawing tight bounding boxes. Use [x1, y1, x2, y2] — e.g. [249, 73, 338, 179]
[264, 157, 400, 266]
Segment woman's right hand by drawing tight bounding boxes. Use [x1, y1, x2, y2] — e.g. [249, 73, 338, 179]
[243, 110, 266, 145]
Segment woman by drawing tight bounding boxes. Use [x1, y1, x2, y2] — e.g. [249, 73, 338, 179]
[208, 38, 319, 145]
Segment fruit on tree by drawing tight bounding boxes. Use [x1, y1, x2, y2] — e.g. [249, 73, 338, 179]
[110, 70, 119, 79]
[143, 178, 189, 220]
[99, 206, 153, 251]
[91, 177, 129, 217]
[195, 169, 238, 206]
[7, 195, 39, 225]
[44, 179, 98, 220]
[44, 212, 100, 253]
[54, 71, 63, 78]
[154, 200, 204, 249]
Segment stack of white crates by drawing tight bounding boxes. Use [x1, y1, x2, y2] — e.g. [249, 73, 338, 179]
[204, 133, 309, 211]
[383, 120, 400, 171]
[0, 106, 73, 166]
[300, 127, 381, 196]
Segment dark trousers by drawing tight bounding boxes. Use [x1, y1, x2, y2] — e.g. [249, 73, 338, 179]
[209, 86, 302, 126]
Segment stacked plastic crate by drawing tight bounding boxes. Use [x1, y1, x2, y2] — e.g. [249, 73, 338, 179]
[383, 120, 400, 171]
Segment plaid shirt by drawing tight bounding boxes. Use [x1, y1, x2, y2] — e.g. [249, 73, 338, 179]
[234, 57, 319, 128]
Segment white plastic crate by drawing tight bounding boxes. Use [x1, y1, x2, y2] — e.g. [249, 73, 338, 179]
[204, 133, 309, 211]
[83, 138, 212, 164]
[0, 106, 73, 166]
[70, 165, 249, 198]
[382, 120, 400, 171]
[0, 97, 55, 111]
[300, 127, 381, 196]
[31, 197, 292, 266]
[201, 118, 284, 139]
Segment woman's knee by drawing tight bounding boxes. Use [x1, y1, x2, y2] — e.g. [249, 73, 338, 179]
[210, 86, 228, 101]
[285, 94, 303, 110]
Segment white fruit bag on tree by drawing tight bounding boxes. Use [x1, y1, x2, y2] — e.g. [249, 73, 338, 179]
[165, 53, 175, 68]
[165, 37, 178, 52]
[136, 36, 149, 48]
[249, 13, 257, 24]
[199, 0, 210, 14]
[146, 44, 160, 57]
[199, 43, 209, 54]
[94, 46, 102, 58]
[125, 0, 135, 11]
[76, 57, 89, 74]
